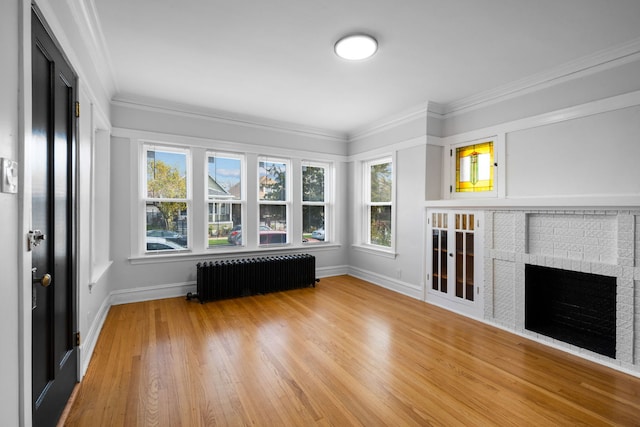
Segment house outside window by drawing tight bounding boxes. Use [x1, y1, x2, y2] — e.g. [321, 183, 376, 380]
[302, 162, 330, 243]
[258, 157, 289, 246]
[207, 153, 244, 247]
[143, 145, 190, 251]
[364, 157, 393, 248]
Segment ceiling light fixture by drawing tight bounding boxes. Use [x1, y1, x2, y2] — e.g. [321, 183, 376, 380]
[334, 34, 378, 61]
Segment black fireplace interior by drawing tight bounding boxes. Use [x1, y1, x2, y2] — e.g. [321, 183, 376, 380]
[525, 264, 616, 358]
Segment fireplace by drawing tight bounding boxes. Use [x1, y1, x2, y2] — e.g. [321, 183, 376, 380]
[525, 264, 617, 358]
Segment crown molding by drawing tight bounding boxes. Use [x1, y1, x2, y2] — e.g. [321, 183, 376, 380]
[348, 103, 429, 142]
[112, 95, 349, 143]
[64, 0, 118, 97]
[441, 36, 640, 118]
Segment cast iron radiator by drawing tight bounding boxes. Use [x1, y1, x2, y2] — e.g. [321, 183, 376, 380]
[186, 254, 318, 303]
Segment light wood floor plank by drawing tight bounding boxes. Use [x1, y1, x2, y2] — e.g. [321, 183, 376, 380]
[64, 275, 640, 426]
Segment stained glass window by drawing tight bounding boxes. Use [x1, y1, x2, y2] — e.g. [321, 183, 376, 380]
[455, 141, 494, 193]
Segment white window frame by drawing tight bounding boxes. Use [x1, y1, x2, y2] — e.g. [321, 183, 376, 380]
[301, 161, 332, 244]
[257, 156, 291, 246]
[141, 143, 191, 253]
[362, 155, 395, 253]
[205, 151, 246, 249]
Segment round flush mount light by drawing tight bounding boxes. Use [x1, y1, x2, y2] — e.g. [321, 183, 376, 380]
[334, 34, 378, 60]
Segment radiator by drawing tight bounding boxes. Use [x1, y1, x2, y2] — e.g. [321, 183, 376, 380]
[187, 254, 318, 303]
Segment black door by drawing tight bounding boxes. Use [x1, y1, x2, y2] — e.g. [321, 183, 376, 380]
[31, 8, 78, 427]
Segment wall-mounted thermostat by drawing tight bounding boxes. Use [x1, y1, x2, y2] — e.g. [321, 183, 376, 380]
[1, 158, 18, 194]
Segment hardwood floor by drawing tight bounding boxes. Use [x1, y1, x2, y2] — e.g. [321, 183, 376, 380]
[64, 275, 640, 426]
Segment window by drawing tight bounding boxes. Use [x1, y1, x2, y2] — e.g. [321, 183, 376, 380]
[207, 153, 244, 247]
[365, 157, 393, 248]
[454, 140, 494, 194]
[144, 145, 190, 251]
[302, 162, 329, 243]
[258, 157, 289, 245]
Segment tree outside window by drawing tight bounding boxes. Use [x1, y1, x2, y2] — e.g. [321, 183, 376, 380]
[145, 147, 189, 251]
[302, 163, 328, 243]
[366, 159, 392, 247]
[258, 158, 289, 245]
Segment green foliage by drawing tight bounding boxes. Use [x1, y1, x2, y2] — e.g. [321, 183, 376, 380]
[370, 206, 391, 247]
[370, 162, 392, 203]
[147, 159, 186, 230]
[261, 162, 286, 201]
[302, 166, 325, 202]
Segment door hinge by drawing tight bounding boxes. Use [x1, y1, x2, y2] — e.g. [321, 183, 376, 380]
[75, 102, 80, 118]
[450, 149, 453, 157]
[75, 332, 81, 347]
[449, 185, 453, 193]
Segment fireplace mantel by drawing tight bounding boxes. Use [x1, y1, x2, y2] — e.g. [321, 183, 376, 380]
[425, 195, 640, 210]
[478, 207, 640, 377]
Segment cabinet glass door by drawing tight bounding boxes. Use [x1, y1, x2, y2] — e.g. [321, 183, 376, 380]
[431, 212, 448, 293]
[427, 210, 483, 319]
[455, 213, 475, 301]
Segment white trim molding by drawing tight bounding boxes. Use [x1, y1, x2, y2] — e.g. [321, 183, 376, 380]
[112, 96, 349, 143]
[442, 37, 640, 118]
[348, 268, 423, 300]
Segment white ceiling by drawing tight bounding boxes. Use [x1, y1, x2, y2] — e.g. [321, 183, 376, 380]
[92, 0, 640, 136]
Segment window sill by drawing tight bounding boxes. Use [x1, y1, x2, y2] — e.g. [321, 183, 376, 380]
[351, 244, 397, 259]
[129, 243, 342, 265]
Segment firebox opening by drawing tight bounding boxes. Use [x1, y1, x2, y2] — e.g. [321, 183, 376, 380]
[525, 265, 616, 358]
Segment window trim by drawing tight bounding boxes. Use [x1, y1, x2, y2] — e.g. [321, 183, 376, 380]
[362, 155, 396, 253]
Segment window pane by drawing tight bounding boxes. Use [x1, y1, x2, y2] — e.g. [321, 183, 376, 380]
[146, 201, 188, 250]
[370, 205, 391, 247]
[259, 204, 287, 245]
[455, 141, 494, 192]
[370, 162, 392, 203]
[259, 160, 286, 201]
[303, 205, 325, 242]
[208, 155, 241, 200]
[302, 165, 325, 202]
[208, 203, 242, 247]
[147, 149, 186, 199]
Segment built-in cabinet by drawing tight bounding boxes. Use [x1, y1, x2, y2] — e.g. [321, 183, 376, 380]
[426, 210, 483, 318]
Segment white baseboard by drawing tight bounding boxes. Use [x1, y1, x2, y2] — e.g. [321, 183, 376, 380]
[110, 281, 197, 306]
[78, 295, 111, 378]
[316, 265, 349, 278]
[348, 266, 423, 300]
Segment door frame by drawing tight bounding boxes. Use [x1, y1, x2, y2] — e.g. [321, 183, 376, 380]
[18, 2, 80, 426]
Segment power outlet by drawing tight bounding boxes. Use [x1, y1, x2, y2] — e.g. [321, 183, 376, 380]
[1, 158, 18, 194]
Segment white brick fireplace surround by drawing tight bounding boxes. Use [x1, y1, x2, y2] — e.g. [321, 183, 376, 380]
[483, 209, 640, 376]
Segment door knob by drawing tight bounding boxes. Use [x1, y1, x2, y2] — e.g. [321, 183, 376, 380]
[32, 268, 52, 287]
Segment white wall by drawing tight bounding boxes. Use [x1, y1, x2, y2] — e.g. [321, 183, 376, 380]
[108, 103, 350, 303]
[347, 116, 429, 298]
[506, 105, 640, 198]
[442, 59, 640, 137]
[0, 0, 21, 424]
